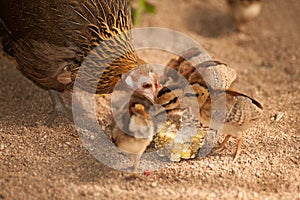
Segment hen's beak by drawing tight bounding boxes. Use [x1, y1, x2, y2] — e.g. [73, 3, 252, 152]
[122, 64, 161, 103]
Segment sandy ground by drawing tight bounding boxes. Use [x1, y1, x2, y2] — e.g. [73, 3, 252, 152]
[0, 0, 299, 199]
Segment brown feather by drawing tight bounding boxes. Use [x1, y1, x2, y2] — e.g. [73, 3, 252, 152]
[0, 0, 148, 95]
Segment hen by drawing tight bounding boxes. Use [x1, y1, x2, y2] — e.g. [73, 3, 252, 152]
[0, 0, 159, 124]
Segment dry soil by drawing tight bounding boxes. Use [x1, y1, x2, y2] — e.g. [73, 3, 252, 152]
[0, 0, 299, 199]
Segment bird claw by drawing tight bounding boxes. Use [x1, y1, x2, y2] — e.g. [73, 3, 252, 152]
[232, 154, 239, 163]
[45, 111, 57, 126]
[121, 165, 139, 173]
[129, 166, 138, 173]
[214, 135, 231, 153]
[45, 105, 73, 126]
[214, 144, 227, 153]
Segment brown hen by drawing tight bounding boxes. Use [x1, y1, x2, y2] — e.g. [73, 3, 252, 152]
[0, 0, 159, 124]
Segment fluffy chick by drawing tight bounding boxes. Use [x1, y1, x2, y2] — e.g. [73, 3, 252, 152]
[112, 101, 154, 172]
[185, 84, 263, 161]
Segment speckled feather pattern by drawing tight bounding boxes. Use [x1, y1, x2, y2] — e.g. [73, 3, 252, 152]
[162, 48, 237, 90]
[200, 89, 263, 127]
[155, 47, 263, 161]
[0, 0, 142, 94]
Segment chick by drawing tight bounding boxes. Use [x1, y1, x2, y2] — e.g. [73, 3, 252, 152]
[227, 0, 263, 32]
[162, 48, 237, 90]
[153, 85, 207, 161]
[162, 47, 202, 86]
[154, 48, 238, 161]
[112, 96, 154, 172]
[155, 85, 183, 128]
[153, 85, 183, 159]
[187, 84, 263, 161]
[160, 49, 237, 125]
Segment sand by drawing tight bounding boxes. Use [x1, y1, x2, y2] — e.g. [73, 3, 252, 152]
[0, 0, 299, 199]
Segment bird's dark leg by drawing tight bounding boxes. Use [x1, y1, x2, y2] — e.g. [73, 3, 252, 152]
[45, 89, 72, 126]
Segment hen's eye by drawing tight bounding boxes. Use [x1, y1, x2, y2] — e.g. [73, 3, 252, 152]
[143, 83, 153, 89]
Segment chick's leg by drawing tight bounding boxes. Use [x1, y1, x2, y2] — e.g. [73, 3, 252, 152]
[233, 137, 243, 162]
[130, 154, 141, 172]
[46, 89, 73, 126]
[215, 135, 231, 152]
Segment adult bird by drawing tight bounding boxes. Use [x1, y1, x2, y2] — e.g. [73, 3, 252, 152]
[0, 0, 159, 124]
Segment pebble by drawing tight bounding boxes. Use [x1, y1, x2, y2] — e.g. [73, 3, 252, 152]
[255, 172, 260, 177]
[271, 112, 284, 122]
[151, 182, 158, 188]
[208, 163, 214, 170]
[65, 142, 72, 146]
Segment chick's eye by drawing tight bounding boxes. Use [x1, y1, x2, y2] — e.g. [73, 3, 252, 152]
[142, 83, 153, 89]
